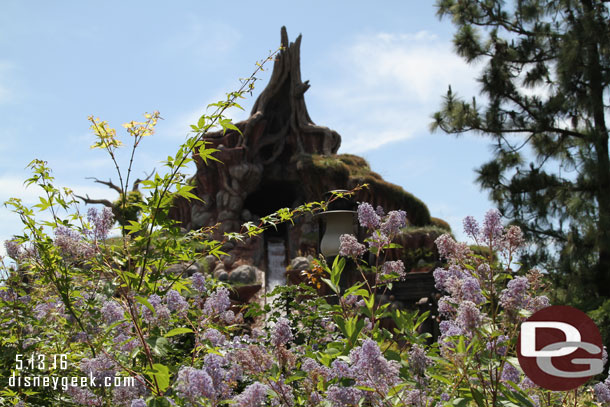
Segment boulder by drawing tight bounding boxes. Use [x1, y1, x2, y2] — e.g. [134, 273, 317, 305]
[290, 256, 310, 271]
[214, 269, 229, 282]
[164, 262, 199, 277]
[229, 264, 258, 285]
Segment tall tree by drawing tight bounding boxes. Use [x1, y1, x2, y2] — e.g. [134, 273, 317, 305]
[432, 0, 610, 310]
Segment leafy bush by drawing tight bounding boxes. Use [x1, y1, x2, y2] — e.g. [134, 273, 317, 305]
[0, 52, 608, 407]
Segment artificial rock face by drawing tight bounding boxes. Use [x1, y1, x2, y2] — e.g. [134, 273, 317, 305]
[170, 27, 444, 305]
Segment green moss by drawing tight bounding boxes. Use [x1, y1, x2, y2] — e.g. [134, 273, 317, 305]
[297, 153, 432, 226]
[112, 190, 143, 227]
[430, 217, 451, 231]
[402, 225, 449, 236]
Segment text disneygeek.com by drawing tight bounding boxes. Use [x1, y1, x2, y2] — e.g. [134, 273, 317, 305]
[8, 354, 135, 390]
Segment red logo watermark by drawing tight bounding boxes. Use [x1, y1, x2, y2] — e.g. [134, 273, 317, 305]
[517, 305, 603, 391]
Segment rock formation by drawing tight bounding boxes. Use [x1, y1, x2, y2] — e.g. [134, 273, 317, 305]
[170, 27, 449, 309]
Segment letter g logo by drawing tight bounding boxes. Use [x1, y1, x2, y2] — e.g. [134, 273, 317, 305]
[517, 306, 603, 390]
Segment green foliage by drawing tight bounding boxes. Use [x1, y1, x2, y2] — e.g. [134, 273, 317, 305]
[300, 153, 432, 226]
[1, 38, 606, 407]
[430, 216, 451, 232]
[432, 0, 610, 313]
[112, 190, 143, 227]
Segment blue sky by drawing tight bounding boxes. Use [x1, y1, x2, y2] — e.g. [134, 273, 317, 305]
[0, 1, 497, 253]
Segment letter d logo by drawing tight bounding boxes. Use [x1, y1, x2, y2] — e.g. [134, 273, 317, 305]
[517, 305, 603, 391]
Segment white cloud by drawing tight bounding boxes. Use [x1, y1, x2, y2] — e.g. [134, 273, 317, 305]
[310, 31, 482, 153]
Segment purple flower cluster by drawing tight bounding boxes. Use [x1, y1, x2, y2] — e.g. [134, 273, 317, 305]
[482, 209, 504, 242]
[191, 272, 207, 293]
[342, 294, 358, 307]
[231, 345, 273, 374]
[131, 400, 147, 407]
[203, 353, 235, 399]
[175, 366, 215, 402]
[338, 234, 365, 258]
[267, 378, 294, 407]
[594, 377, 610, 403]
[463, 216, 480, 238]
[504, 225, 524, 249]
[357, 202, 380, 230]
[486, 334, 509, 356]
[165, 289, 189, 314]
[34, 300, 65, 320]
[4, 239, 23, 261]
[378, 260, 406, 283]
[501, 363, 521, 384]
[112, 376, 146, 406]
[462, 210, 526, 252]
[403, 389, 430, 407]
[526, 295, 550, 313]
[203, 328, 226, 346]
[67, 385, 102, 406]
[326, 385, 363, 407]
[80, 354, 117, 385]
[222, 310, 236, 324]
[433, 265, 466, 291]
[204, 287, 231, 315]
[434, 265, 485, 306]
[380, 210, 407, 236]
[330, 359, 352, 379]
[271, 317, 293, 346]
[301, 357, 331, 381]
[434, 234, 471, 263]
[456, 301, 481, 331]
[87, 207, 114, 241]
[499, 277, 529, 311]
[437, 296, 455, 317]
[459, 277, 485, 304]
[348, 339, 400, 396]
[233, 382, 268, 407]
[114, 329, 138, 353]
[439, 320, 463, 338]
[367, 231, 390, 252]
[101, 300, 124, 324]
[0, 288, 16, 303]
[54, 226, 95, 261]
[142, 294, 170, 325]
[408, 344, 432, 377]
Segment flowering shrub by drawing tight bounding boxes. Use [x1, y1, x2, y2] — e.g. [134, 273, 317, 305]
[1, 54, 608, 407]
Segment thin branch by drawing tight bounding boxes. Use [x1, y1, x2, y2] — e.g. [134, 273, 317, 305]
[132, 168, 155, 192]
[85, 177, 122, 194]
[74, 194, 114, 208]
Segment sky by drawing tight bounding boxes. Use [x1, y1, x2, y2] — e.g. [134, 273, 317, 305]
[0, 1, 497, 254]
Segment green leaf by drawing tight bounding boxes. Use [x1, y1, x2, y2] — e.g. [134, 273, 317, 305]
[429, 373, 452, 384]
[452, 398, 472, 407]
[197, 115, 207, 128]
[149, 397, 172, 407]
[321, 277, 339, 295]
[384, 349, 401, 361]
[198, 146, 222, 164]
[355, 385, 375, 392]
[147, 363, 170, 393]
[471, 388, 486, 407]
[164, 327, 193, 338]
[285, 371, 307, 383]
[146, 336, 170, 357]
